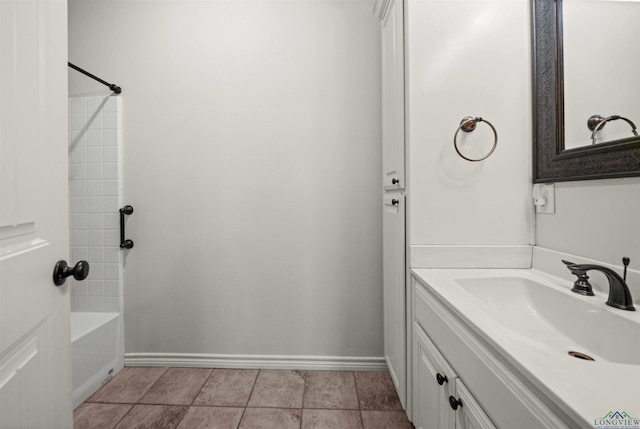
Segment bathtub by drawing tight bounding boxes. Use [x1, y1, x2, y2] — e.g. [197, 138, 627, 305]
[71, 312, 124, 408]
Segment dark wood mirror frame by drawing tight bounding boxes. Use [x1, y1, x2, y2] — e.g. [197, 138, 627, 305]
[532, 0, 640, 183]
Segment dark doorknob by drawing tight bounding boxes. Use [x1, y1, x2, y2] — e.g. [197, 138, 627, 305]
[449, 395, 463, 410]
[53, 260, 90, 286]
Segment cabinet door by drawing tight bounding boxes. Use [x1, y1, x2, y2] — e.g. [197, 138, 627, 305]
[413, 324, 455, 429]
[383, 194, 406, 407]
[453, 380, 497, 429]
[381, 0, 405, 190]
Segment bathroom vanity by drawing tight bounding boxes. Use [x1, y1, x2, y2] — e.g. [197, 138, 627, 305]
[411, 268, 640, 429]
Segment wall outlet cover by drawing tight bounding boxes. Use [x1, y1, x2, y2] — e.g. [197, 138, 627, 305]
[533, 183, 555, 214]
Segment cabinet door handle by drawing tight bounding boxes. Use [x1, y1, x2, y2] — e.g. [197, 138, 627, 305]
[436, 373, 448, 385]
[449, 395, 463, 410]
[391, 178, 400, 185]
[391, 199, 399, 206]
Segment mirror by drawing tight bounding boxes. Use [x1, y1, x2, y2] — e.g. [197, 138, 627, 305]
[563, 0, 640, 149]
[533, 0, 640, 182]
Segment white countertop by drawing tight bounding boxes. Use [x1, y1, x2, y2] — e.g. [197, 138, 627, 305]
[411, 268, 640, 428]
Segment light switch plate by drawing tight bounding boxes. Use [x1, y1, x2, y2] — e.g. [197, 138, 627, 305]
[533, 183, 555, 214]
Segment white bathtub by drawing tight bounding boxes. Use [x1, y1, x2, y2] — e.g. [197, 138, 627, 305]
[71, 312, 124, 408]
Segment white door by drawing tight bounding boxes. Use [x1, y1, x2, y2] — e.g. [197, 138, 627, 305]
[383, 194, 405, 407]
[381, 0, 405, 190]
[413, 325, 455, 429]
[0, 1, 72, 428]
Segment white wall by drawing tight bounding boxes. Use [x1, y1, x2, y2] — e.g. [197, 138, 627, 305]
[536, 178, 640, 266]
[69, 1, 383, 359]
[406, 0, 533, 267]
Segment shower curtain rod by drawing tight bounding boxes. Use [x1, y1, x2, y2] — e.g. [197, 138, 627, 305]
[68, 62, 122, 94]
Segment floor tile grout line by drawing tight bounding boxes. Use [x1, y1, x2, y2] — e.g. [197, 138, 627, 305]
[299, 407, 304, 429]
[236, 408, 244, 429]
[236, 368, 260, 428]
[300, 371, 309, 429]
[352, 371, 365, 428]
[244, 368, 260, 408]
[141, 367, 212, 429]
[301, 370, 309, 409]
[134, 366, 170, 404]
[187, 367, 215, 407]
[109, 403, 135, 429]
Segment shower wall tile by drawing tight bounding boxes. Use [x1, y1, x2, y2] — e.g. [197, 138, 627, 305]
[70, 181, 88, 197]
[87, 164, 103, 180]
[72, 247, 89, 262]
[103, 113, 118, 129]
[88, 297, 104, 312]
[89, 247, 104, 262]
[103, 297, 121, 313]
[70, 147, 87, 163]
[73, 282, 88, 296]
[87, 147, 103, 163]
[70, 164, 88, 181]
[87, 214, 104, 229]
[71, 214, 88, 230]
[73, 296, 90, 312]
[103, 147, 118, 163]
[103, 180, 118, 196]
[69, 96, 123, 313]
[87, 180, 102, 196]
[88, 130, 103, 146]
[69, 98, 87, 113]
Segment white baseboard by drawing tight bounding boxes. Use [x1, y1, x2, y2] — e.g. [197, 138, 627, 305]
[124, 353, 388, 372]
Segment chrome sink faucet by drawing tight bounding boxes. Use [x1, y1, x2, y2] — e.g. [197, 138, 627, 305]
[562, 258, 636, 311]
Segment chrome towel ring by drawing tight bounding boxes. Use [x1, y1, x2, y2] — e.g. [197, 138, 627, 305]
[453, 116, 498, 162]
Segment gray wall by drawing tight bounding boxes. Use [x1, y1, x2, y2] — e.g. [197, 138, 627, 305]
[536, 178, 640, 266]
[69, 0, 383, 359]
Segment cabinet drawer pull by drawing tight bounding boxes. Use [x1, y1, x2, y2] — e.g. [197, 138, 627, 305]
[391, 177, 400, 185]
[436, 373, 448, 385]
[392, 199, 399, 206]
[449, 395, 463, 410]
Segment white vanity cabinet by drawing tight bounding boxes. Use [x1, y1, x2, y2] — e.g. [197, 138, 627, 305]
[413, 323, 496, 429]
[412, 273, 570, 429]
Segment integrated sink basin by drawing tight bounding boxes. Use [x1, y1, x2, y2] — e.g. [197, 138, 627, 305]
[454, 276, 640, 365]
[412, 266, 640, 428]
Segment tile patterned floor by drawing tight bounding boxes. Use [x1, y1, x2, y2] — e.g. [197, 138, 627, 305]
[74, 367, 414, 429]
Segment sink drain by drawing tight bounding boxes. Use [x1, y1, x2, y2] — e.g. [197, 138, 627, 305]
[568, 351, 595, 361]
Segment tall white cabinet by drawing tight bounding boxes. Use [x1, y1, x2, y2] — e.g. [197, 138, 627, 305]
[377, 0, 407, 409]
[378, 0, 535, 425]
[380, 0, 405, 191]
